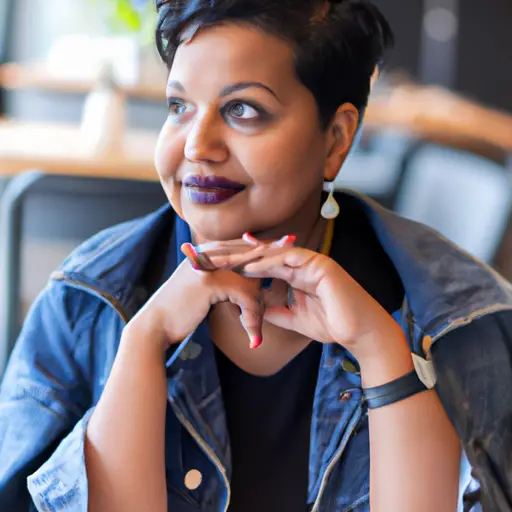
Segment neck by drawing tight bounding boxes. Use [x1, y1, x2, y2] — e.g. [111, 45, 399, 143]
[252, 190, 327, 251]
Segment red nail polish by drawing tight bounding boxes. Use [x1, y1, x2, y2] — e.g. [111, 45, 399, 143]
[187, 243, 199, 258]
[182, 243, 201, 269]
[285, 235, 296, 244]
[249, 336, 263, 349]
[243, 232, 258, 244]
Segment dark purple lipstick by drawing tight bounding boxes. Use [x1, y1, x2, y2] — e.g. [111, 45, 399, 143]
[182, 175, 246, 205]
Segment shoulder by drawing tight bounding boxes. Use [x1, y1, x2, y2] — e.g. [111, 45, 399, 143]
[432, 309, 512, 429]
[433, 310, 512, 363]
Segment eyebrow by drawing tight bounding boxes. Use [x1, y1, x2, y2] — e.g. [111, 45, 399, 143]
[167, 80, 186, 93]
[167, 80, 280, 101]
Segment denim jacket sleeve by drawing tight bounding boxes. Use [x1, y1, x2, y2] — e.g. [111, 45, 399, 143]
[26, 409, 94, 512]
[0, 281, 92, 512]
[432, 311, 512, 512]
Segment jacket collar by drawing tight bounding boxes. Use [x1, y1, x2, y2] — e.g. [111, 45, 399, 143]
[51, 203, 176, 319]
[348, 190, 512, 340]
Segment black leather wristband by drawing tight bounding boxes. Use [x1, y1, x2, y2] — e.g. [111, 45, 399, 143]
[363, 370, 428, 409]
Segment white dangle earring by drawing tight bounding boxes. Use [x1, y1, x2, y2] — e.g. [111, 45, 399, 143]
[321, 181, 340, 219]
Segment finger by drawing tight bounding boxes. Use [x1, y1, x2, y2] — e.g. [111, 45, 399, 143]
[194, 239, 253, 255]
[243, 251, 322, 295]
[287, 288, 308, 310]
[262, 306, 296, 332]
[181, 243, 202, 270]
[226, 241, 293, 268]
[195, 236, 295, 269]
[242, 233, 296, 248]
[181, 243, 216, 271]
[244, 247, 316, 273]
[209, 245, 268, 270]
[242, 232, 262, 246]
[196, 252, 216, 271]
[243, 265, 295, 283]
[269, 234, 296, 248]
[242, 249, 321, 287]
[239, 309, 264, 349]
[212, 273, 263, 348]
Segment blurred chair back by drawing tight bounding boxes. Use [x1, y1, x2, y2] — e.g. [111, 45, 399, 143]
[393, 144, 512, 263]
[336, 130, 414, 208]
[0, 171, 167, 375]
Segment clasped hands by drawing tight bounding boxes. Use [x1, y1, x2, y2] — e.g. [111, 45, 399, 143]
[180, 233, 400, 357]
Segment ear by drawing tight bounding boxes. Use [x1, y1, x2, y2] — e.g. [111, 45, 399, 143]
[324, 103, 359, 182]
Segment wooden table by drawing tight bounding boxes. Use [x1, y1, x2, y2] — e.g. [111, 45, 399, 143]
[0, 119, 160, 181]
[0, 62, 163, 102]
[366, 85, 512, 161]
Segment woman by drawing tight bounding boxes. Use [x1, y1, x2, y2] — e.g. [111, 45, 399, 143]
[1, 0, 512, 511]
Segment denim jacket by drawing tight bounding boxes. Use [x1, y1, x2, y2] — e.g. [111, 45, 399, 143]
[1, 191, 512, 511]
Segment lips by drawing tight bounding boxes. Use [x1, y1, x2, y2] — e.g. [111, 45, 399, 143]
[182, 175, 246, 205]
[182, 175, 246, 191]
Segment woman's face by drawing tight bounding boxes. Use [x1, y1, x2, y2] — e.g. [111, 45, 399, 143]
[155, 23, 356, 242]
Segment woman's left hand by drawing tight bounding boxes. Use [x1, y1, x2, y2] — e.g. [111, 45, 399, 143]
[240, 245, 404, 358]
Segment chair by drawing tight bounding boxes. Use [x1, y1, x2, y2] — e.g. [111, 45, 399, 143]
[392, 143, 512, 263]
[0, 171, 167, 374]
[336, 129, 415, 208]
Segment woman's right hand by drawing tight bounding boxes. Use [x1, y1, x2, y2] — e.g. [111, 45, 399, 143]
[122, 255, 264, 353]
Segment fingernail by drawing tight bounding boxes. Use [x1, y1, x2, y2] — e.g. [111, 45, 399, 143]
[249, 336, 263, 349]
[273, 234, 296, 248]
[243, 232, 259, 245]
[188, 243, 199, 258]
[182, 243, 201, 269]
[182, 242, 197, 257]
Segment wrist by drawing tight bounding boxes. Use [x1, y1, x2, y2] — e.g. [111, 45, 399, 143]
[122, 319, 169, 358]
[349, 325, 414, 388]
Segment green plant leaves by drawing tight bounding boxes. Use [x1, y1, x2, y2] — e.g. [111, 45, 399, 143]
[89, 0, 156, 41]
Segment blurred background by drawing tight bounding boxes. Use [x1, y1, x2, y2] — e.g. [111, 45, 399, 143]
[0, 0, 511, 383]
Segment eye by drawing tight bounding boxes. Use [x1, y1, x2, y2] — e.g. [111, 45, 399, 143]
[167, 98, 192, 116]
[226, 102, 260, 120]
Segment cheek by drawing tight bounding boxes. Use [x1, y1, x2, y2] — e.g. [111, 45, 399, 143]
[237, 122, 326, 189]
[154, 122, 185, 180]
[154, 122, 185, 213]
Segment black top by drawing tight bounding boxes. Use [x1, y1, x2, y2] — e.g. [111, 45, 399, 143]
[215, 195, 405, 511]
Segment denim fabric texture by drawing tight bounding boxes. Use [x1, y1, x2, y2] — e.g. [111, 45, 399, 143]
[1, 192, 512, 511]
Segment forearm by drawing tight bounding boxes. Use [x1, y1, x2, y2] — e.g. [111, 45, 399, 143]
[357, 329, 460, 512]
[85, 329, 168, 512]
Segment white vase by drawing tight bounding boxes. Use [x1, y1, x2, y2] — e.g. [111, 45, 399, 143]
[80, 61, 126, 155]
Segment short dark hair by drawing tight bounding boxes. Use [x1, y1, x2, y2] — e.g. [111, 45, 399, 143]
[155, 0, 394, 129]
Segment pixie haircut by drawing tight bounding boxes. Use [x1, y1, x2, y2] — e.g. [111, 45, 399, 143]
[155, 0, 394, 129]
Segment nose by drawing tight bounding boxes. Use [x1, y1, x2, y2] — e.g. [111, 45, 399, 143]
[184, 110, 229, 164]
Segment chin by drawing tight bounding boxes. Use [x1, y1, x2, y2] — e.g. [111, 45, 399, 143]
[183, 211, 251, 242]
[195, 221, 251, 242]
